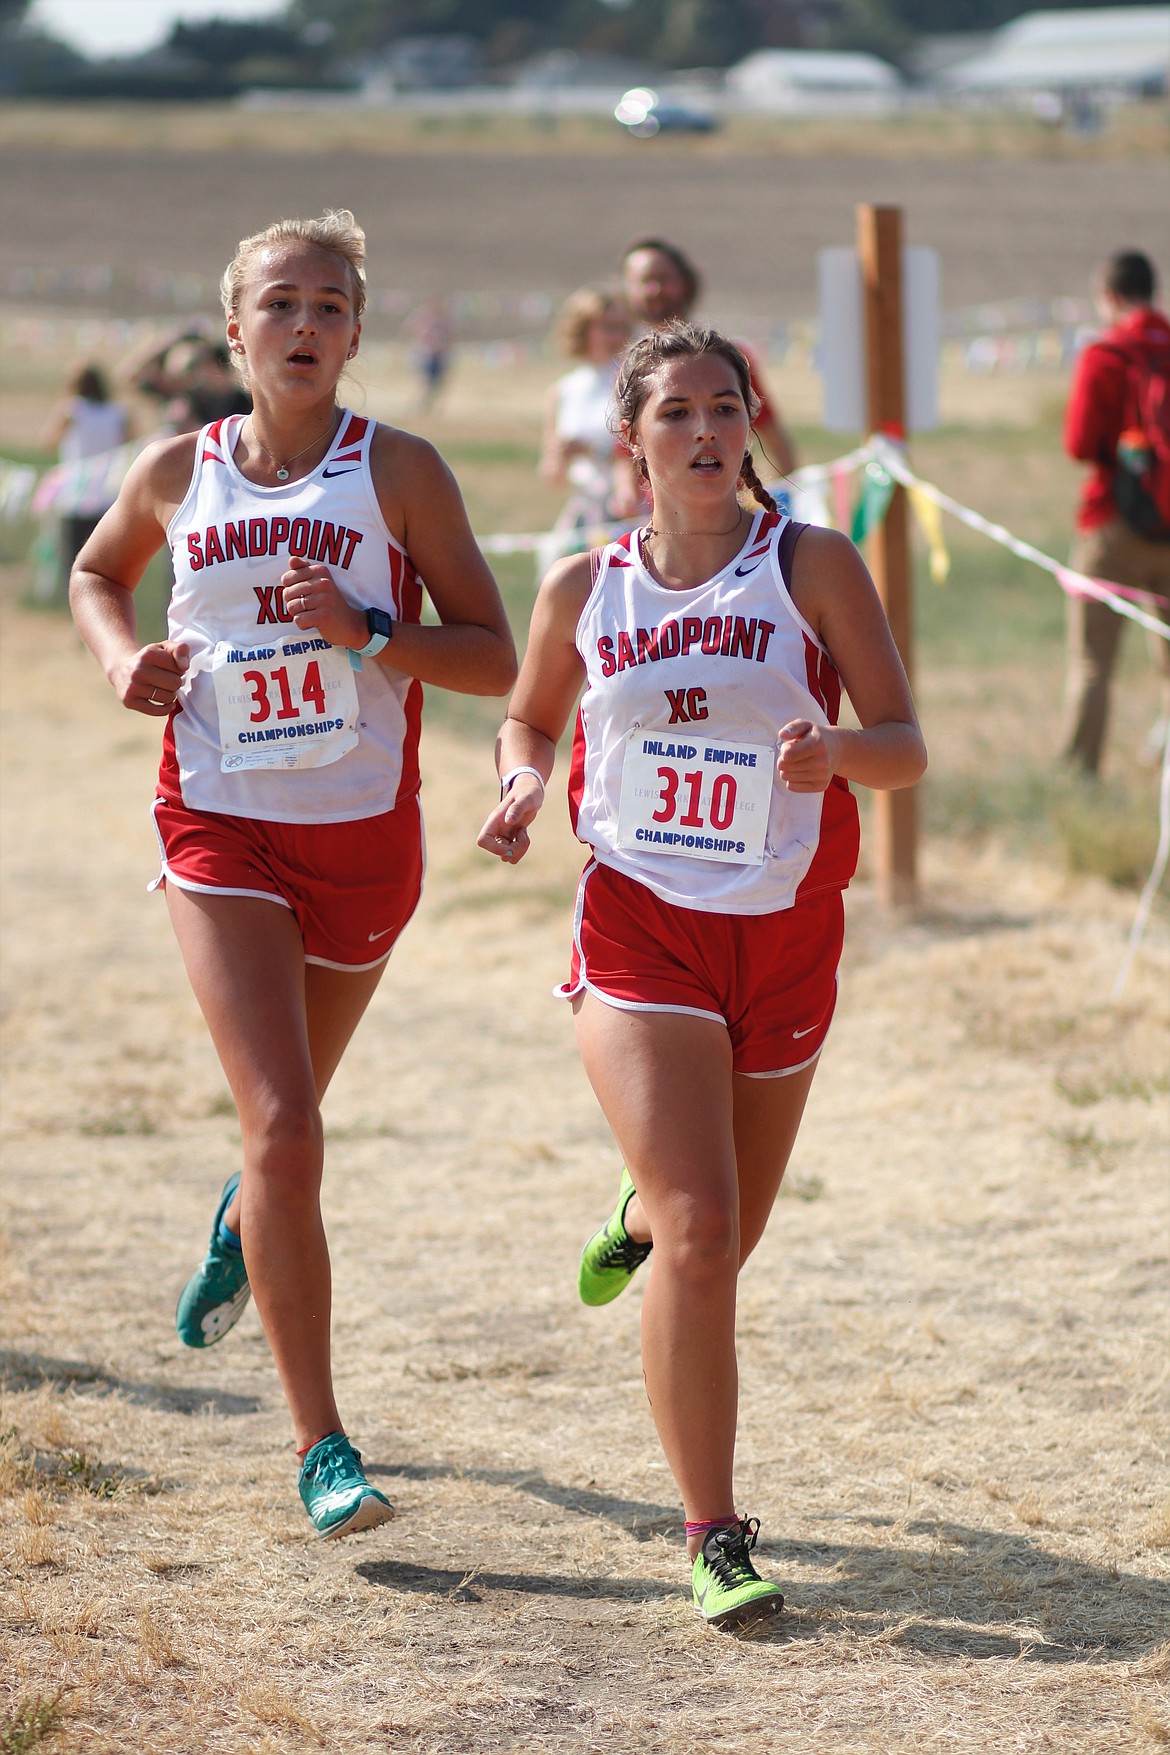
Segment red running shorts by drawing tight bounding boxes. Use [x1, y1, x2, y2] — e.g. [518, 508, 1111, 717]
[151, 793, 424, 971]
[559, 858, 845, 1077]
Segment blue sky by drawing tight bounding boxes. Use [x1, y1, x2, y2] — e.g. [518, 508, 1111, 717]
[31, 0, 287, 59]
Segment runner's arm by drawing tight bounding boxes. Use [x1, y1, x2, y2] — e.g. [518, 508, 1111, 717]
[477, 553, 591, 862]
[781, 527, 926, 794]
[369, 429, 516, 697]
[69, 436, 195, 715]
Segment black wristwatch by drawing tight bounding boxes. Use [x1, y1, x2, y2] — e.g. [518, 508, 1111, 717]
[354, 606, 393, 657]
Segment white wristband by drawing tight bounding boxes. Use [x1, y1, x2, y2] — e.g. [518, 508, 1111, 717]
[500, 765, 546, 800]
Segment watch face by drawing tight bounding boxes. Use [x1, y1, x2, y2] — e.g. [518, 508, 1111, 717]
[367, 607, 393, 639]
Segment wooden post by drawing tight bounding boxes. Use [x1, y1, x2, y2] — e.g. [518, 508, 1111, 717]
[857, 203, 917, 907]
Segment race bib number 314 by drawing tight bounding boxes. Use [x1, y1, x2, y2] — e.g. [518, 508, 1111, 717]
[211, 636, 360, 772]
[615, 732, 773, 865]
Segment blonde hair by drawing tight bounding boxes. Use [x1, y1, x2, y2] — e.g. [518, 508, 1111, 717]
[556, 287, 628, 361]
[220, 209, 367, 320]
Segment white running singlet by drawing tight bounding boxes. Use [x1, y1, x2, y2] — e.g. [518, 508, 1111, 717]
[553, 360, 618, 499]
[568, 509, 859, 914]
[162, 412, 423, 823]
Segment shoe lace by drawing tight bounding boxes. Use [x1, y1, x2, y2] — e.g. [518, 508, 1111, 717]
[308, 1437, 359, 1489]
[706, 1518, 763, 1589]
[596, 1231, 651, 1274]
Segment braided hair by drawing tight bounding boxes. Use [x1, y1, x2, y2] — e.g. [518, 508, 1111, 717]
[612, 320, 777, 514]
[738, 449, 777, 515]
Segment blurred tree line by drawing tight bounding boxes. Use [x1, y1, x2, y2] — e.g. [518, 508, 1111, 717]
[0, 0, 339, 97]
[0, 0, 1143, 94]
[282, 0, 1139, 70]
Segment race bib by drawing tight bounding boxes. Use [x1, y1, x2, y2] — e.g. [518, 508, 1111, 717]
[210, 636, 360, 773]
[615, 732, 774, 865]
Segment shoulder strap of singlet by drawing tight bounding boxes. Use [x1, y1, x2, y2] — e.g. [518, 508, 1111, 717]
[589, 527, 640, 588]
[199, 416, 233, 467]
[777, 518, 807, 593]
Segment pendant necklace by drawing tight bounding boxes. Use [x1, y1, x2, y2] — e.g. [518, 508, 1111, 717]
[643, 509, 746, 567]
[248, 409, 340, 481]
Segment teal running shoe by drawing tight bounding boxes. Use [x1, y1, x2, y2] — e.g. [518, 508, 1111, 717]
[298, 1433, 393, 1540]
[175, 1173, 250, 1349]
[577, 1167, 652, 1306]
[691, 1518, 785, 1634]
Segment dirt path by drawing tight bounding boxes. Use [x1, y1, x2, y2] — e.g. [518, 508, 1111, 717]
[2, 583, 1168, 1753]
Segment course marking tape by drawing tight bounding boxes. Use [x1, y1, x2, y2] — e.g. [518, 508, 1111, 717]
[5, 432, 1165, 990]
[867, 435, 1170, 645]
[862, 434, 1168, 995]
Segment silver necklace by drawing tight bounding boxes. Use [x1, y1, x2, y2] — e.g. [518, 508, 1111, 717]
[248, 410, 339, 481]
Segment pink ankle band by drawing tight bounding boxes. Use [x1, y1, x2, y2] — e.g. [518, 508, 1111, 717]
[685, 1515, 739, 1538]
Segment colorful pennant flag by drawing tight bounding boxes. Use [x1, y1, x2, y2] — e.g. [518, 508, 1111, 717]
[908, 485, 950, 584]
[850, 461, 894, 544]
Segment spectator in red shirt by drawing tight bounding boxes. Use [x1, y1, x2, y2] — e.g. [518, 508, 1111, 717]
[1062, 249, 1170, 774]
[620, 239, 796, 479]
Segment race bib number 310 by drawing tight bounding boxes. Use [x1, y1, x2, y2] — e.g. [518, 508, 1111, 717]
[615, 732, 774, 865]
[211, 636, 360, 772]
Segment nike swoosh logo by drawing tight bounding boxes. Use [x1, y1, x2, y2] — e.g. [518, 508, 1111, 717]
[734, 561, 764, 576]
[368, 927, 396, 942]
[322, 466, 360, 478]
[792, 1024, 819, 1039]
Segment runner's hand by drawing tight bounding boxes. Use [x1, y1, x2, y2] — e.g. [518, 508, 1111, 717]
[281, 558, 366, 649]
[113, 640, 189, 715]
[777, 718, 839, 793]
[477, 782, 541, 865]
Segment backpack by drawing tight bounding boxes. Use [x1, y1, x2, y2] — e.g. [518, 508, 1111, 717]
[1101, 335, 1170, 542]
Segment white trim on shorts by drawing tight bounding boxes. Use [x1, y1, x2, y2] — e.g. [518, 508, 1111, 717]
[558, 857, 837, 1076]
[574, 981, 726, 1027]
[557, 857, 740, 1027]
[553, 856, 593, 1003]
[147, 796, 403, 975]
[571, 983, 827, 1073]
[304, 948, 394, 973]
[156, 870, 293, 906]
[305, 796, 426, 974]
[737, 972, 839, 1079]
[738, 1044, 824, 1079]
[148, 796, 290, 904]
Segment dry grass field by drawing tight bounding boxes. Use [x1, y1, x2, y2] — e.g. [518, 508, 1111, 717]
[2, 112, 1169, 1754]
[1, 105, 1168, 325]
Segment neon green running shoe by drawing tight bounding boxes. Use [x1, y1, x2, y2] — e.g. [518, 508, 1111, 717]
[691, 1518, 785, 1634]
[577, 1167, 652, 1306]
[175, 1173, 250, 1349]
[298, 1433, 394, 1540]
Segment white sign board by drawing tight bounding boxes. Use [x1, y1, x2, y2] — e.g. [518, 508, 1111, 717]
[817, 245, 940, 433]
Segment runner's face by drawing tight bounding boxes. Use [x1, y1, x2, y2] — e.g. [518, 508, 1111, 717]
[631, 354, 749, 507]
[227, 243, 360, 401]
[623, 249, 693, 325]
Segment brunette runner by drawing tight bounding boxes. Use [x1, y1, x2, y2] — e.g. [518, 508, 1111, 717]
[478, 322, 924, 1631]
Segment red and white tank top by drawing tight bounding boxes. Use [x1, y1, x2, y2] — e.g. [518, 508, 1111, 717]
[161, 411, 423, 823]
[569, 509, 859, 914]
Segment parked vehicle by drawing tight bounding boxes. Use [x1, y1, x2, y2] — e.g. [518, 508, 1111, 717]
[614, 87, 718, 136]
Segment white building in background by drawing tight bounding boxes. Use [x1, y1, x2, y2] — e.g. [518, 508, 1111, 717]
[727, 49, 903, 112]
[940, 7, 1170, 99]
